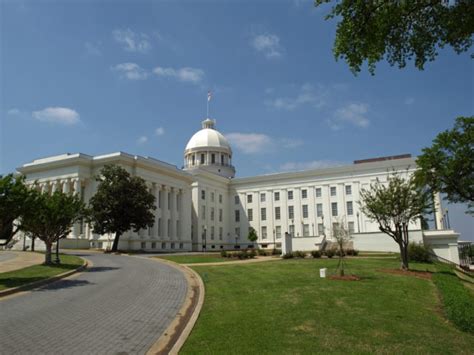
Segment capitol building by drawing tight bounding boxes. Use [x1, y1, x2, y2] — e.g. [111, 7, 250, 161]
[16, 118, 460, 263]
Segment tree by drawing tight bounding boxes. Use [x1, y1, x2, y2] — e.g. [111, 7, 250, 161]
[88, 165, 156, 252]
[360, 172, 432, 270]
[314, 1, 474, 74]
[247, 227, 258, 245]
[0, 174, 32, 247]
[415, 116, 474, 214]
[331, 219, 352, 276]
[20, 191, 85, 265]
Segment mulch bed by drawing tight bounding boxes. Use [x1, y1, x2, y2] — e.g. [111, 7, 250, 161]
[379, 269, 432, 280]
[329, 275, 361, 281]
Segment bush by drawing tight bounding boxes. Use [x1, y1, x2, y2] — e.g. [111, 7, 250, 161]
[272, 248, 282, 255]
[433, 268, 474, 334]
[311, 250, 322, 258]
[408, 242, 432, 263]
[282, 253, 294, 259]
[257, 249, 267, 256]
[325, 249, 335, 258]
[345, 249, 359, 256]
[292, 250, 306, 258]
[220, 250, 227, 258]
[335, 249, 346, 257]
[248, 249, 256, 258]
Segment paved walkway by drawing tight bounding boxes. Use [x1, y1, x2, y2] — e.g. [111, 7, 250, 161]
[0, 251, 44, 273]
[0, 252, 188, 354]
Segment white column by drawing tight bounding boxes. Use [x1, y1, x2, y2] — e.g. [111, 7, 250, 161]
[162, 186, 169, 238]
[51, 181, 59, 194]
[61, 179, 70, 194]
[40, 182, 49, 194]
[72, 179, 82, 237]
[434, 192, 444, 230]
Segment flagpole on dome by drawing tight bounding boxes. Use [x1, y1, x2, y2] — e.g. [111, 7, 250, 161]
[207, 90, 212, 118]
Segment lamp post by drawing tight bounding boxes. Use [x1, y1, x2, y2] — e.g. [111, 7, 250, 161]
[321, 214, 326, 237]
[445, 209, 450, 229]
[273, 228, 276, 250]
[202, 226, 207, 252]
[356, 212, 360, 233]
[312, 223, 314, 236]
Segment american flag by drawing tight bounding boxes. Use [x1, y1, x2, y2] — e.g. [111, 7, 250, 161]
[207, 90, 212, 102]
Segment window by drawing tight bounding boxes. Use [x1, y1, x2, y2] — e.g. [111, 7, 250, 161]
[261, 208, 266, 221]
[274, 192, 280, 201]
[347, 201, 353, 216]
[288, 191, 294, 200]
[219, 209, 223, 222]
[318, 223, 324, 235]
[331, 202, 338, 216]
[151, 242, 156, 249]
[211, 154, 216, 164]
[235, 195, 239, 204]
[201, 190, 205, 200]
[171, 242, 175, 249]
[260, 193, 266, 202]
[141, 242, 146, 249]
[288, 206, 294, 219]
[345, 185, 352, 195]
[221, 155, 224, 164]
[302, 189, 308, 199]
[348, 222, 355, 233]
[211, 226, 215, 240]
[192, 155, 195, 166]
[202, 206, 206, 220]
[303, 224, 310, 237]
[211, 192, 215, 202]
[315, 188, 322, 198]
[275, 207, 281, 220]
[219, 227, 223, 240]
[289, 225, 295, 237]
[248, 208, 253, 221]
[275, 226, 282, 238]
[235, 210, 240, 222]
[161, 242, 166, 249]
[302, 205, 308, 218]
[179, 243, 184, 249]
[261, 226, 267, 239]
[235, 227, 240, 237]
[316, 203, 323, 217]
[219, 194, 223, 203]
[247, 194, 253, 203]
[211, 207, 215, 221]
[200, 154, 205, 164]
[330, 186, 337, 196]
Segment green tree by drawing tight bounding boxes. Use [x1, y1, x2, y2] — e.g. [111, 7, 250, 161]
[88, 165, 156, 252]
[314, 1, 474, 74]
[20, 191, 85, 265]
[0, 174, 32, 247]
[416, 116, 474, 214]
[247, 227, 258, 245]
[360, 173, 432, 270]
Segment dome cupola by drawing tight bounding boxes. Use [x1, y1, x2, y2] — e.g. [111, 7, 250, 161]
[184, 118, 235, 178]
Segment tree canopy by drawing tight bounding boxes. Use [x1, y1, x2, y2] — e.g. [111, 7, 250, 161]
[247, 227, 258, 243]
[314, 0, 474, 74]
[416, 116, 474, 214]
[360, 172, 432, 270]
[88, 165, 156, 252]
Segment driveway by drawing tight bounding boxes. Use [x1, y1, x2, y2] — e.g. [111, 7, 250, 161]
[0, 252, 187, 354]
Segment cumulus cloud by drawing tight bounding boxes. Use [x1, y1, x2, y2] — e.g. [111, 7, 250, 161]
[111, 63, 148, 80]
[265, 83, 327, 110]
[137, 136, 148, 145]
[155, 127, 165, 136]
[225, 133, 304, 154]
[32, 107, 80, 125]
[112, 28, 151, 53]
[251, 33, 283, 58]
[279, 160, 345, 172]
[153, 66, 204, 83]
[329, 103, 370, 130]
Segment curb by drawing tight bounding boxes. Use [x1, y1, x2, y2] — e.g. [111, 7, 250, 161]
[0, 258, 89, 298]
[144, 257, 205, 355]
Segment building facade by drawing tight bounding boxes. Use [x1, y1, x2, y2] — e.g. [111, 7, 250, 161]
[14, 118, 459, 262]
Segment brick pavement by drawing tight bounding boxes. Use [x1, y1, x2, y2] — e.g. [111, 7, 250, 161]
[0, 252, 188, 355]
[0, 251, 44, 273]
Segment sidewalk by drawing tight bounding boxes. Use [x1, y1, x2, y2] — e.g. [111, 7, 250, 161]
[0, 251, 44, 273]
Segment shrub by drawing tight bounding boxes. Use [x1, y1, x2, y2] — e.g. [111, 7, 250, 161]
[335, 249, 346, 257]
[325, 249, 335, 258]
[408, 242, 432, 263]
[220, 250, 227, 258]
[345, 249, 359, 256]
[257, 249, 267, 256]
[272, 248, 282, 256]
[433, 268, 474, 333]
[248, 250, 256, 258]
[282, 253, 294, 259]
[292, 250, 306, 258]
[311, 250, 322, 258]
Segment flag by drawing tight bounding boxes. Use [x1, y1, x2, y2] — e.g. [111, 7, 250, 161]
[207, 91, 212, 102]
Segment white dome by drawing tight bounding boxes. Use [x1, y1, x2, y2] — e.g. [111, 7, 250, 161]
[185, 128, 231, 152]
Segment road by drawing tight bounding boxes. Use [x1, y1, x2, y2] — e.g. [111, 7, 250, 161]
[0, 252, 187, 355]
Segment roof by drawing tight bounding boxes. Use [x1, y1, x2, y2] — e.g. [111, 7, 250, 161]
[185, 128, 232, 152]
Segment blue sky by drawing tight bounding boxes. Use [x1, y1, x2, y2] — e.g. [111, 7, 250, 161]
[1, 0, 473, 239]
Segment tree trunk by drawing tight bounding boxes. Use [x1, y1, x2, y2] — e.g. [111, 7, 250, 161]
[399, 242, 409, 271]
[44, 242, 53, 265]
[31, 236, 35, 252]
[111, 232, 121, 252]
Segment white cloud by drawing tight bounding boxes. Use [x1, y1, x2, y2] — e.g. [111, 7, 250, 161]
[329, 103, 370, 130]
[32, 107, 80, 125]
[404, 97, 415, 105]
[137, 136, 148, 145]
[153, 66, 204, 83]
[225, 133, 304, 154]
[111, 63, 148, 80]
[7, 108, 21, 115]
[279, 160, 344, 172]
[251, 33, 283, 58]
[155, 127, 165, 136]
[113, 28, 151, 53]
[84, 41, 101, 56]
[265, 83, 327, 110]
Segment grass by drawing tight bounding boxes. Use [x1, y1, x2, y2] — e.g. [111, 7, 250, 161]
[181, 257, 474, 354]
[0, 254, 84, 291]
[155, 253, 235, 264]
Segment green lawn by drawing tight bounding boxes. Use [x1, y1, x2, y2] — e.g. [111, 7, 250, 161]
[0, 254, 84, 291]
[181, 258, 474, 354]
[155, 253, 234, 264]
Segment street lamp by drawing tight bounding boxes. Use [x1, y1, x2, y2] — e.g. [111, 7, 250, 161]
[202, 226, 207, 252]
[273, 228, 276, 250]
[356, 212, 360, 233]
[321, 214, 326, 237]
[445, 209, 451, 229]
[312, 223, 314, 236]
